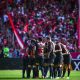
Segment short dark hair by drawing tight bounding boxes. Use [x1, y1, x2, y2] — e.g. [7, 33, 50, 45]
[38, 37, 42, 42]
[46, 36, 51, 40]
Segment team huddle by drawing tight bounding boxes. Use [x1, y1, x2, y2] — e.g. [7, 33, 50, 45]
[21, 37, 71, 79]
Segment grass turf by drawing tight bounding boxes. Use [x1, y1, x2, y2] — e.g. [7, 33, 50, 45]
[0, 70, 80, 80]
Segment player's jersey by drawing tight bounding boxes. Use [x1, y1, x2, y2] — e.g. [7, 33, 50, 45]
[55, 44, 60, 51]
[28, 44, 36, 58]
[60, 43, 69, 55]
[37, 42, 45, 56]
[54, 43, 62, 53]
[54, 43, 63, 65]
[44, 42, 51, 58]
[20, 48, 28, 58]
[61, 44, 67, 53]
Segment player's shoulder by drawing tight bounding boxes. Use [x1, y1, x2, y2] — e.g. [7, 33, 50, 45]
[51, 41, 55, 45]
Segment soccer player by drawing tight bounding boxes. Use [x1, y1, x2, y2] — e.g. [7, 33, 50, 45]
[21, 48, 28, 78]
[36, 37, 45, 78]
[43, 37, 50, 78]
[54, 41, 63, 79]
[60, 42, 71, 79]
[27, 39, 36, 78]
[44, 36, 56, 79]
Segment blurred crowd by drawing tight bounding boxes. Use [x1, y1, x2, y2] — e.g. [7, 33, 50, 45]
[0, 0, 79, 58]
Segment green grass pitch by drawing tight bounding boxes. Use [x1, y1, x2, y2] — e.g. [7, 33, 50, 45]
[0, 70, 80, 80]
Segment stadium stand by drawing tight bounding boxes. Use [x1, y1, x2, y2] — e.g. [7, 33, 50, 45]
[0, 0, 78, 58]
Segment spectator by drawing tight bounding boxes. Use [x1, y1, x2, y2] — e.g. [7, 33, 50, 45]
[3, 45, 9, 57]
[0, 0, 78, 58]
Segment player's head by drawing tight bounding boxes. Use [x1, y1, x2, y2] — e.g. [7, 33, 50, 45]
[38, 37, 42, 42]
[57, 40, 60, 43]
[46, 36, 51, 42]
[31, 39, 36, 45]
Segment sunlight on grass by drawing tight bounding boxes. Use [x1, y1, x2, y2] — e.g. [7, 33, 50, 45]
[0, 70, 80, 80]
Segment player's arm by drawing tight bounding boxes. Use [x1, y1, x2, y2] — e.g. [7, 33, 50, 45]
[52, 42, 56, 53]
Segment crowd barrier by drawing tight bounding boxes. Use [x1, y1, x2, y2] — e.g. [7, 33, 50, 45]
[0, 58, 22, 70]
[0, 58, 80, 70]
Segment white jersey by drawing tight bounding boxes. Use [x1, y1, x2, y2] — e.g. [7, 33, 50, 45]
[37, 42, 45, 56]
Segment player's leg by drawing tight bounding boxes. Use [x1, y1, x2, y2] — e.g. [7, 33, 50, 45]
[22, 57, 26, 78]
[56, 54, 63, 78]
[62, 54, 67, 78]
[68, 64, 71, 77]
[67, 55, 71, 79]
[26, 57, 28, 78]
[53, 55, 57, 78]
[62, 65, 66, 78]
[33, 58, 37, 78]
[27, 57, 31, 78]
[40, 56, 44, 78]
[58, 55, 63, 78]
[49, 63, 54, 79]
[43, 58, 49, 78]
[35, 57, 39, 78]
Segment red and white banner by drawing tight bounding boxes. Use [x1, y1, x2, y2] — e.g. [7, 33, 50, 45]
[7, 13, 25, 49]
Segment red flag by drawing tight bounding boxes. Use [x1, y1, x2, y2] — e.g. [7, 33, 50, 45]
[7, 12, 25, 49]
